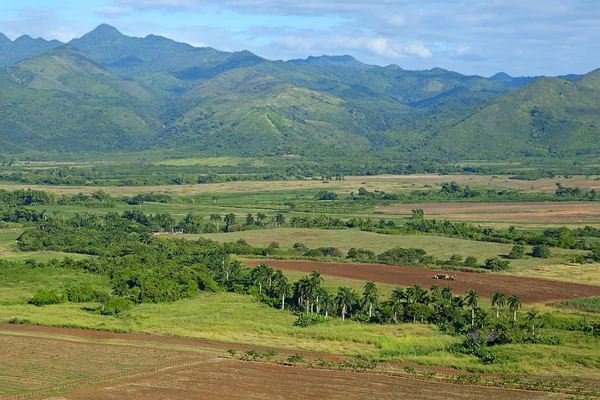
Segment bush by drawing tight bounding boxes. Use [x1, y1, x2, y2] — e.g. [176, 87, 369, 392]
[295, 313, 329, 327]
[508, 245, 525, 259]
[347, 247, 376, 260]
[463, 256, 478, 268]
[315, 190, 338, 200]
[65, 283, 97, 302]
[28, 290, 64, 306]
[101, 297, 133, 315]
[484, 257, 510, 271]
[532, 245, 551, 258]
[305, 247, 343, 258]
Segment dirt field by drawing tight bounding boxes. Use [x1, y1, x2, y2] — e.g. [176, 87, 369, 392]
[244, 260, 600, 303]
[40, 360, 556, 400]
[376, 201, 600, 223]
[0, 332, 206, 396]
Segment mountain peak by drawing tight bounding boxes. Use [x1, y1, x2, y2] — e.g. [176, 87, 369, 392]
[14, 35, 33, 43]
[84, 24, 124, 41]
[0, 33, 11, 44]
[490, 72, 512, 80]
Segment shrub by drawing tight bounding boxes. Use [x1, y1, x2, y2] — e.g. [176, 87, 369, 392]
[315, 190, 338, 200]
[65, 283, 97, 302]
[484, 257, 510, 271]
[347, 247, 376, 260]
[463, 256, 478, 268]
[101, 297, 133, 315]
[295, 313, 329, 327]
[28, 290, 64, 306]
[532, 245, 551, 258]
[508, 245, 525, 259]
[305, 247, 343, 258]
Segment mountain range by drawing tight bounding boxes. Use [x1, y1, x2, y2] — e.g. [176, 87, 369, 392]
[0, 24, 597, 160]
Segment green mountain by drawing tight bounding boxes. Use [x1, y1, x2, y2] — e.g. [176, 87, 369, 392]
[0, 24, 597, 161]
[428, 69, 600, 158]
[69, 24, 262, 99]
[0, 34, 63, 67]
[0, 45, 160, 153]
[162, 67, 381, 155]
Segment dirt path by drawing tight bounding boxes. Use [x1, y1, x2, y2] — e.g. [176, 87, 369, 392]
[244, 260, 600, 303]
[39, 360, 558, 400]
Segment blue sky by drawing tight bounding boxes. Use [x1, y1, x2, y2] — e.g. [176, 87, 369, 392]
[1, 0, 598, 77]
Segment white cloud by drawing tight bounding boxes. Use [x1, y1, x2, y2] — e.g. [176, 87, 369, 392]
[273, 34, 431, 60]
[388, 15, 405, 27]
[403, 42, 432, 58]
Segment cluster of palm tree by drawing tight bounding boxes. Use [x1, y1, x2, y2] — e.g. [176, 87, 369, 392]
[249, 264, 529, 332]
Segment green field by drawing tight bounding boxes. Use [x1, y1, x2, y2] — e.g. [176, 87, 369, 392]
[191, 228, 599, 285]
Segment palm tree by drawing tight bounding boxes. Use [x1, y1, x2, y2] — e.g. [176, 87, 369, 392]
[465, 288, 479, 326]
[210, 214, 222, 230]
[507, 294, 522, 323]
[224, 213, 236, 228]
[310, 270, 323, 313]
[362, 281, 379, 318]
[407, 284, 426, 304]
[274, 213, 285, 227]
[335, 286, 357, 321]
[526, 309, 539, 335]
[474, 308, 491, 329]
[389, 287, 406, 323]
[441, 286, 453, 302]
[297, 276, 313, 313]
[319, 288, 334, 317]
[490, 289, 505, 318]
[274, 278, 293, 310]
[256, 212, 267, 226]
[251, 263, 273, 295]
[429, 284, 442, 304]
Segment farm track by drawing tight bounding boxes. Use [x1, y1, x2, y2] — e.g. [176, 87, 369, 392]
[37, 359, 560, 400]
[244, 260, 600, 303]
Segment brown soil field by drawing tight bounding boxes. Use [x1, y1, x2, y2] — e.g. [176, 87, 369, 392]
[0, 325, 346, 362]
[40, 360, 556, 400]
[0, 333, 205, 396]
[376, 201, 600, 223]
[244, 260, 600, 303]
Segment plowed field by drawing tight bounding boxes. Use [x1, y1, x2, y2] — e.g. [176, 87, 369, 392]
[376, 201, 600, 223]
[244, 260, 600, 303]
[0, 333, 204, 396]
[40, 360, 557, 400]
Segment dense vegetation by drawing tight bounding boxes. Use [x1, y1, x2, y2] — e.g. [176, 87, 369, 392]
[9, 212, 600, 368]
[0, 24, 598, 161]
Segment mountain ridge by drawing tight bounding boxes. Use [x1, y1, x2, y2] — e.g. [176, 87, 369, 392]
[0, 24, 598, 160]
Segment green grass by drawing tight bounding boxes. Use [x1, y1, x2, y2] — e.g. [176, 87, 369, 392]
[550, 297, 600, 313]
[0, 264, 109, 306]
[157, 156, 268, 167]
[0, 228, 89, 261]
[192, 228, 594, 282]
[1, 265, 600, 379]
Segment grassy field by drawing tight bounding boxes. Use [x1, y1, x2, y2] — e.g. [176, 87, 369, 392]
[1, 287, 599, 379]
[1, 174, 599, 196]
[3, 173, 600, 391]
[190, 228, 600, 285]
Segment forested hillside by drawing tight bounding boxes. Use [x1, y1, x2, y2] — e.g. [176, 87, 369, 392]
[0, 24, 598, 160]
